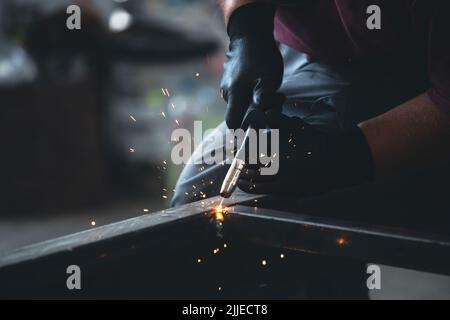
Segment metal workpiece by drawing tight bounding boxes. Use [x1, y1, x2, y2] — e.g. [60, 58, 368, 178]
[0, 192, 263, 269]
[228, 205, 450, 276]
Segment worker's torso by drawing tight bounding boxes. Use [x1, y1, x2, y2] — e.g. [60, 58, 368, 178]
[274, 0, 434, 64]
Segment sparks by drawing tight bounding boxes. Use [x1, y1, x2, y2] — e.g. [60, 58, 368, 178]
[213, 199, 228, 222]
[337, 238, 347, 246]
[130, 115, 137, 122]
[210, 197, 228, 222]
[161, 111, 166, 118]
[161, 88, 170, 97]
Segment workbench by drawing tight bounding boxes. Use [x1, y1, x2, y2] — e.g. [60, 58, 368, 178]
[1, 162, 449, 299]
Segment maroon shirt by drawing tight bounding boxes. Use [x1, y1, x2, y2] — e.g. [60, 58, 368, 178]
[274, 0, 450, 111]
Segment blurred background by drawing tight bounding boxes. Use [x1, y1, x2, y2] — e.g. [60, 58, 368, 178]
[0, 0, 227, 251]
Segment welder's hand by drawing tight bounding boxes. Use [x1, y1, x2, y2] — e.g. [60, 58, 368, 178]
[238, 112, 375, 196]
[220, 3, 284, 129]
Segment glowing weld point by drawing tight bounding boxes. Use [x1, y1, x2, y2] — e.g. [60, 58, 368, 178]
[280, 253, 285, 259]
[215, 211, 224, 222]
[214, 205, 226, 222]
[197, 258, 202, 263]
[261, 260, 267, 267]
[143, 208, 150, 213]
[91, 221, 96, 226]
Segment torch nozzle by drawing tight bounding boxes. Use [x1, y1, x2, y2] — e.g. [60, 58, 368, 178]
[219, 128, 251, 198]
[219, 157, 245, 198]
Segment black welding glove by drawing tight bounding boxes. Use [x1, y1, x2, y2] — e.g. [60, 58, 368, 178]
[220, 3, 284, 129]
[238, 111, 375, 196]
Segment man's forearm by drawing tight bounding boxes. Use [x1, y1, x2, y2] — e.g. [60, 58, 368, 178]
[359, 93, 450, 177]
[218, 0, 257, 24]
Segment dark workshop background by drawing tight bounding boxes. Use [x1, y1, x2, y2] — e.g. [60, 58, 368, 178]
[0, 0, 449, 299]
[0, 0, 225, 247]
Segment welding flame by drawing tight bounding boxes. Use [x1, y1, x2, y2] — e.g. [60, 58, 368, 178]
[213, 198, 228, 222]
[214, 205, 225, 222]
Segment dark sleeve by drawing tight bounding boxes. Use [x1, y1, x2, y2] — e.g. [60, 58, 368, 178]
[427, 1, 450, 113]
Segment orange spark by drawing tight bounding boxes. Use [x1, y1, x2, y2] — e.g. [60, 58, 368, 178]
[337, 238, 347, 246]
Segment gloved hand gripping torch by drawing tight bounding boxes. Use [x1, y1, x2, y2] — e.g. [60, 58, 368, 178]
[219, 106, 267, 198]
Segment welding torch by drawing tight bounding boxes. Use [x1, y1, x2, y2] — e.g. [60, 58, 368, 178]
[220, 107, 267, 198]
